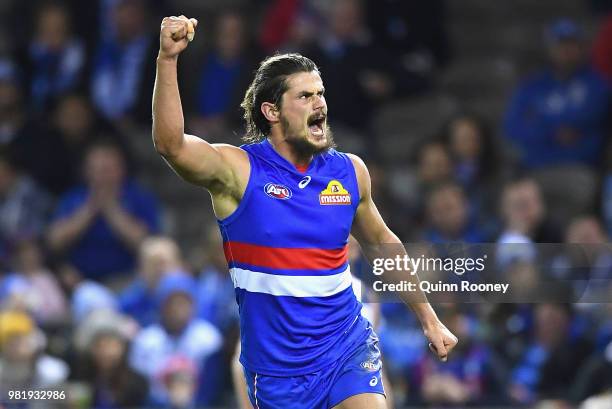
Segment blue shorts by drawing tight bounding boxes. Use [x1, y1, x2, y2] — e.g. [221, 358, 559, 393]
[243, 332, 385, 409]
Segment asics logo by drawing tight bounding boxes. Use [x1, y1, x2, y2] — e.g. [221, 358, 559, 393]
[369, 376, 378, 387]
[298, 176, 311, 189]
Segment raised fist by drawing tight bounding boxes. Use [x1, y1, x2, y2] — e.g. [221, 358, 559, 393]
[159, 15, 198, 59]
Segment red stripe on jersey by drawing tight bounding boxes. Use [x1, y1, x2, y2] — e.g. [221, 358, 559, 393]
[223, 242, 348, 270]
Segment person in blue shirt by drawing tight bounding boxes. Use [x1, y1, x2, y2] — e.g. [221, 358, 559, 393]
[195, 224, 238, 334]
[129, 273, 222, 407]
[423, 182, 487, 243]
[22, 3, 85, 112]
[120, 236, 184, 327]
[47, 141, 160, 282]
[503, 18, 610, 169]
[90, 0, 157, 123]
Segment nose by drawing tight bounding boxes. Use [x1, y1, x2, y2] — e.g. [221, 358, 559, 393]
[312, 94, 325, 110]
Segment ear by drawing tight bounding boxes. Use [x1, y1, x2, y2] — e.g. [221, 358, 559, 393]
[261, 102, 280, 124]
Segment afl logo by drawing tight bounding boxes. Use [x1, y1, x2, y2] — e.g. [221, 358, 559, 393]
[264, 183, 292, 200]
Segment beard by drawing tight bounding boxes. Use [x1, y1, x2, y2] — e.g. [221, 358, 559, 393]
[280, 114, 335, 158]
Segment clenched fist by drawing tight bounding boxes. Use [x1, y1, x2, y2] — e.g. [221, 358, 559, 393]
[158, 15, 198, 60]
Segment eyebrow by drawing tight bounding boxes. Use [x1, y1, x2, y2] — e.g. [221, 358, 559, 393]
[298, 88, 325, 97]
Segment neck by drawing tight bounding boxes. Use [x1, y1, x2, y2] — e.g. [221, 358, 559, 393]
[268, 135, 313, 169]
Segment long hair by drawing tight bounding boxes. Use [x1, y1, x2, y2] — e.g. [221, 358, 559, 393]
[241, 53, 319, 143]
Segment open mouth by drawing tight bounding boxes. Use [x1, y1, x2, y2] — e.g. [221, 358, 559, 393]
[308, 114, 326, 138]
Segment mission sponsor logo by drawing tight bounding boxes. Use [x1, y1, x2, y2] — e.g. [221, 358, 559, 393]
[264, 183, 292, 200]
[319, 180, 351, 205]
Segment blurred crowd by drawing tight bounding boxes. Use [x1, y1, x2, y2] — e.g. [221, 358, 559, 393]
[0, 0, 611, 408]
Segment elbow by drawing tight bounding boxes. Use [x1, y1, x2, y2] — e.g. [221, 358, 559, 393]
[378, 229, 400, 245]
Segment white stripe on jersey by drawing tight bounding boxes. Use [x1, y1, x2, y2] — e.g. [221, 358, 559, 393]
[230, 265, 353, 297]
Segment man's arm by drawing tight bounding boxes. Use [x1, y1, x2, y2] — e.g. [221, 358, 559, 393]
[152, 16, 246, 193]
[101, 202, 150, 251]
[47, 200, 98, 252]
[348, 154, 458, 361]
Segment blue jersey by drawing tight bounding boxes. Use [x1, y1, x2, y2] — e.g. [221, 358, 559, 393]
[217, 139, 370, 376]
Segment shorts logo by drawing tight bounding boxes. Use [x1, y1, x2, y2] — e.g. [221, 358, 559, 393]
[319, 180, 351, 205]
[360, 360, 381, 372]
[264, 183, 292, 200]
[369, 376, 378, 387]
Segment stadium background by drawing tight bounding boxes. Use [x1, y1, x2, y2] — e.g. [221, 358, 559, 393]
[0, 0, 611, 407]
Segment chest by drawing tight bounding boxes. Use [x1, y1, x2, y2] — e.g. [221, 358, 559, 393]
[241, 167, 359, 247]
[536, 80, 588, 115]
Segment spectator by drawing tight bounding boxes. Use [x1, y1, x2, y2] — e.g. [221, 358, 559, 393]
[498, 178, 559, 245]
[159, 355, 199, 409]
[195, 225, 237, 334]
[12, 92, 130, 196]
[47, 141, 160, 282]
[413, 306, 507, 405]
[365, 0, 451, 74]
[0, 59, 39, 148]
[18, 2, 85, 112]
[503, 18, 609, 169]
[495, 178, 556, 272]
[551, 216, 612, 302]
[120, 236, 183, 327]
[304, 0, 421, 132]
[442, 113, 504, 231]
[129, 273, 222, 406]
[71, 279, 118, 324]
[0, 311, 69, 395]
[91, 0, 157, 123]
[72, 310, 148, 408]
[416, 141, 454, 188]
[392, 140, 453, 222]
[509, 303, 593, 404]
[423, 182, 486, 243]
[190, 11, 256, 137]
[0, 239, 68, 326]
[0, 151, 51, 268]
[258, 0, 320, 53]
[442, 114, 502, 192]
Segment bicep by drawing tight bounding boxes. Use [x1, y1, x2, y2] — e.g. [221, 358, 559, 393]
[160, 134, 237, 189]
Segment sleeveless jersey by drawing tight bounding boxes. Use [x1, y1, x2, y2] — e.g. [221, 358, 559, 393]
[217, 139, 370, 376]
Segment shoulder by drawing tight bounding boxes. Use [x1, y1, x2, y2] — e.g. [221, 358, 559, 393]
[133, 324, 166, 347]
[215, 143, 249, 160]
[215, 143, 250, 176]
[215, 143, 251, 192]
[345, 153, 367, 171]
[185, 320, 223, 352]
[189, 319, 222, 341]
[345, 153, 369, 185]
